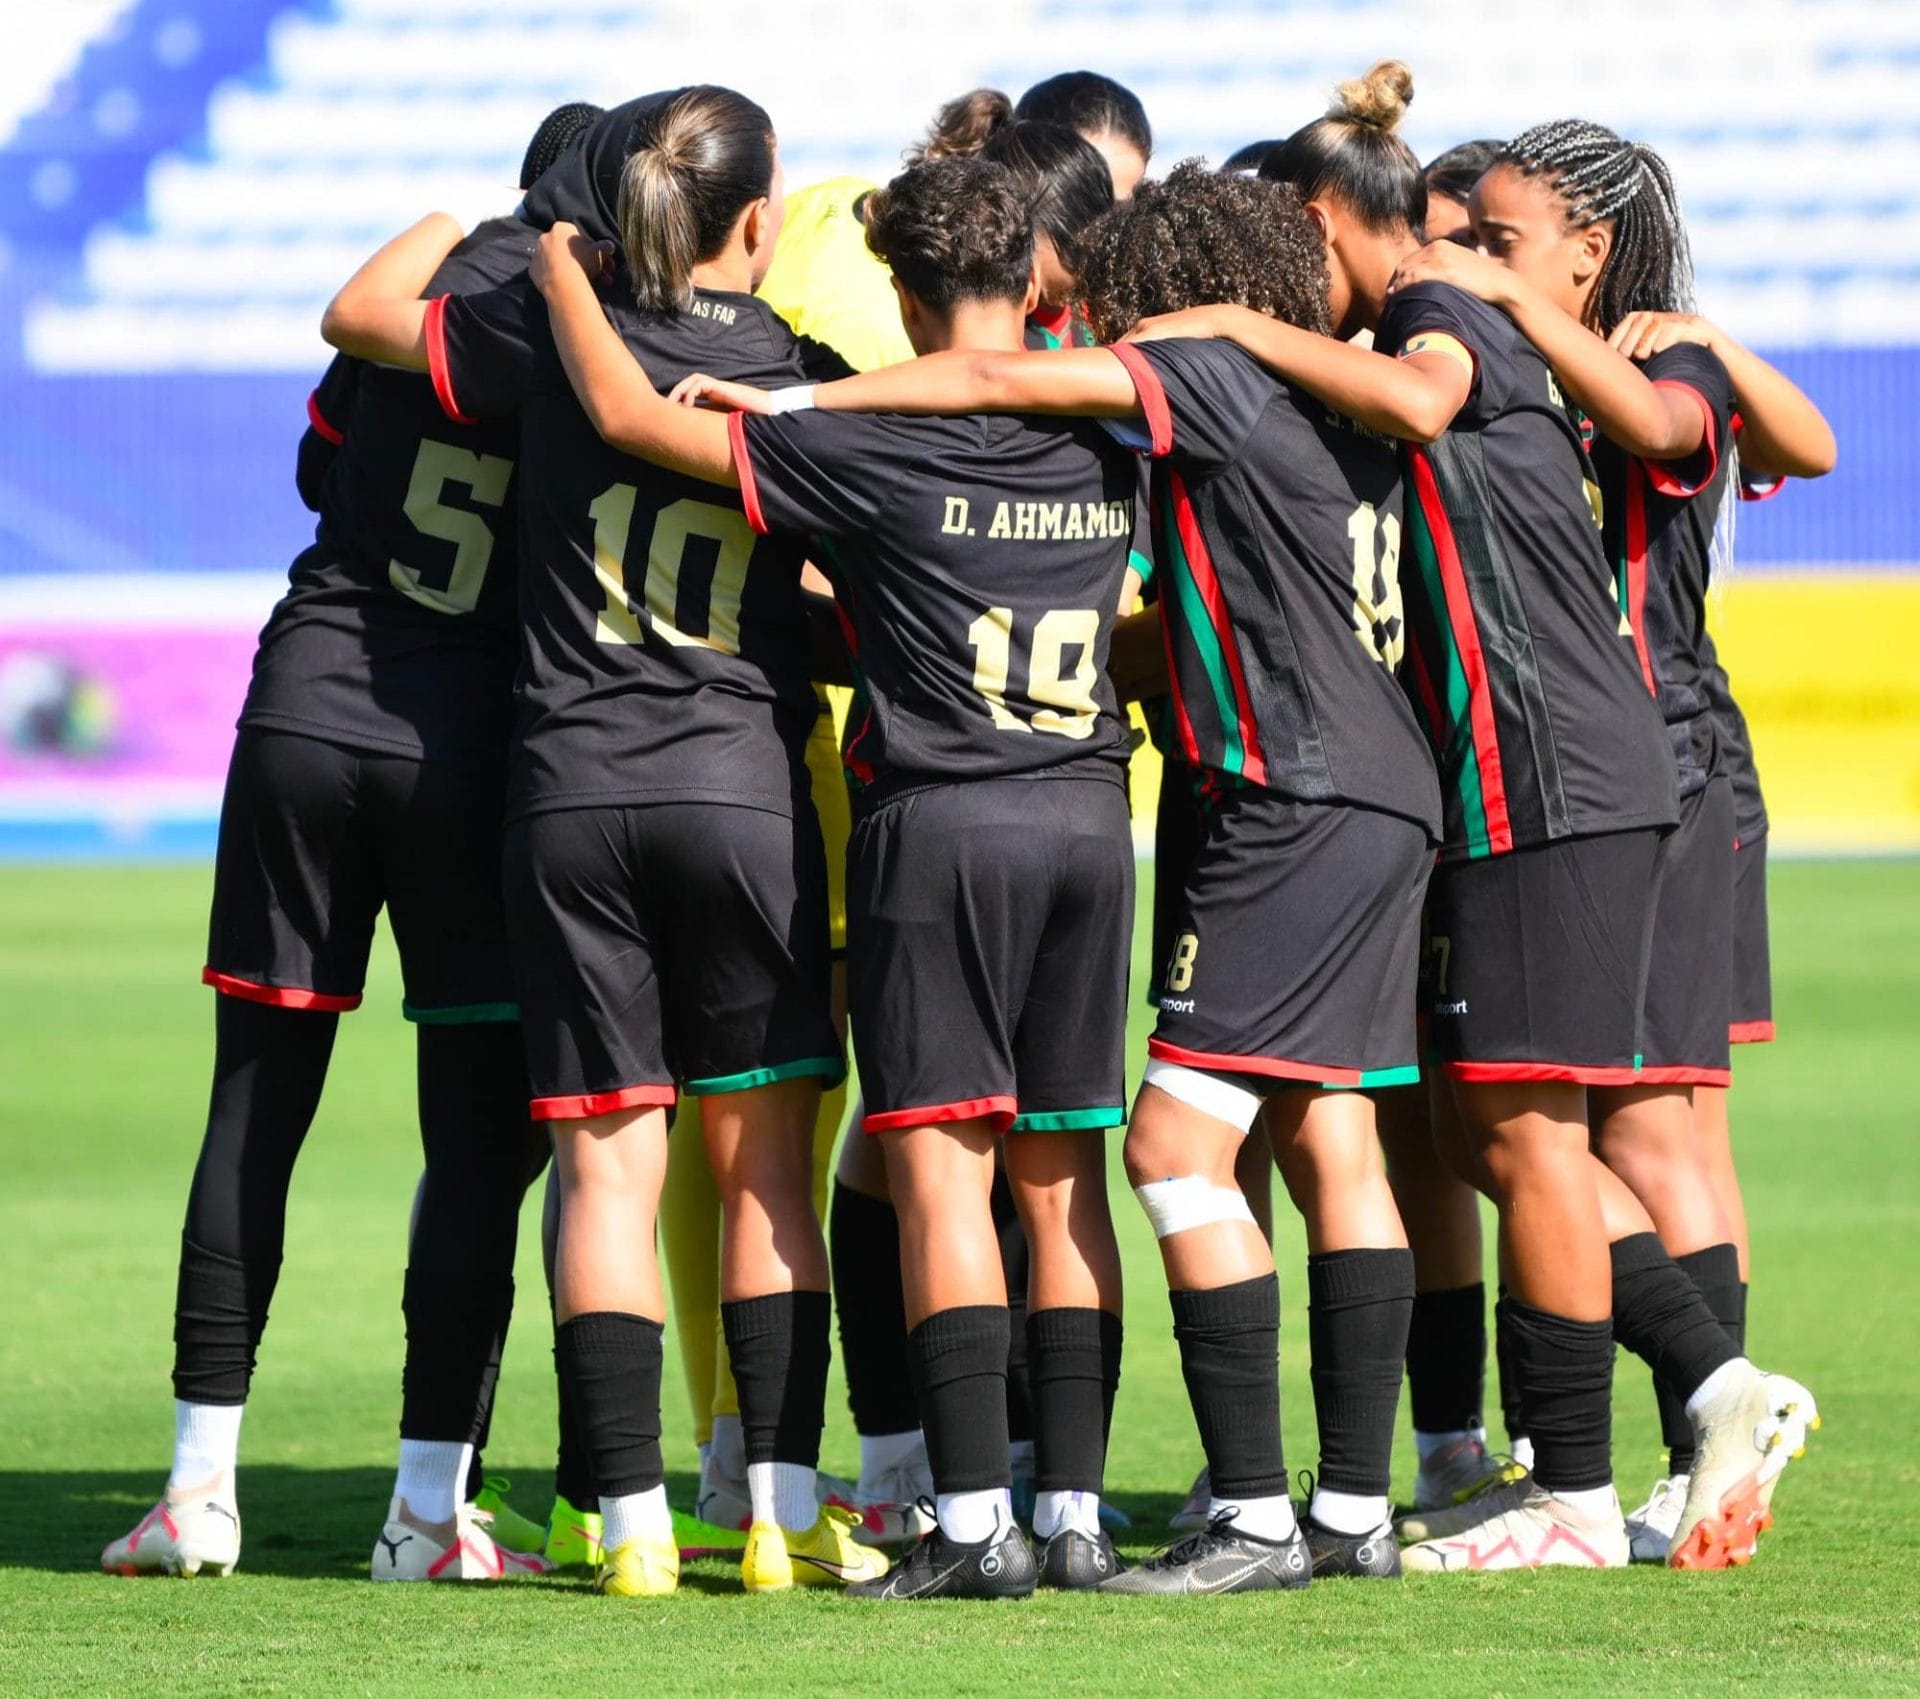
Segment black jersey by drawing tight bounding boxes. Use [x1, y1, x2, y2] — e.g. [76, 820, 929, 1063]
[1699, 628, 1767, 842]
[1589, 342, 1736, 802]
[1112, 338, 1441, 836]
[1378, 281, 1677, 861]
[240, 216, 535, 771]
[296, 353, 360, 511]
[734, 404, 1138, 801]
[431, 272, 854, 821]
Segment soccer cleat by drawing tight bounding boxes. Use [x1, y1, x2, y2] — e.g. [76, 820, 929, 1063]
[1099, 1511, 1310, 1596]
[1394, 1462, 1531, 1543]
[694, 1450, 864, 1534]
[1169, 1464, 1212, 1533]
[1302, 1513, 1401, 1579]
[741, 1505, 892, 1592]
[849, 1451, 937, 1549]
[370, 1497, 551, 1582]
[1037, 1525, 1125, 1590]
[544, 1492, 605, 1572]
[472, 1476, 547, 1554]
[1623, 1474, 1689, 1564]
[1412, 1435, 1504, 1512]
[595, 1531, 680, 1597]
[847, 1513, 1036, 1601]
[1400, 1483, 1627, 1572]
[101, 1481, 241, 1578]
[1669, 1368, 1818, 1571]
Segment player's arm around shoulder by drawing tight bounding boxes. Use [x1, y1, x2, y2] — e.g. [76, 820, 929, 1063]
[321, 213, 465, 369]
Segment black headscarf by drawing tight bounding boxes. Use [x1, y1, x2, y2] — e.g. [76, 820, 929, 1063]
[519, 89, 686, 242]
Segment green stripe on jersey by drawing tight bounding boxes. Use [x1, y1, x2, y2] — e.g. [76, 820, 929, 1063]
[682, 1056, 847, 1096]
[1010, 1106, 1127, 1132]
[1321, 1064, 1422, 1092]
[1161, 501, 1246, 777]
[402, 999, 520, 1025]
[1405, 491, 1492, 859]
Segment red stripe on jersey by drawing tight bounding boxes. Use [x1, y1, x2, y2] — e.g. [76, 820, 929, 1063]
[1109, 343, 1174, 457]
[1169, 471, 1267, 786]
[305, 390, 345, 446]
[1729, 1019, 1776, 1044]
[1148, 1038, 1364, 1087]
[1624, 462, 1657, 696]
[530, 1082, 677, 1122]
[729, 410, 768, 533]
[1158, 558, 1206, 769]
[863, 1095, 1018, 1135]
[1408, 449, 1512, 855]
[1638, 1064, 1734, 1087]
[423, 296, 475, 425]
[1646, 380, 1719, 498]
[1445, 1059, 1642, 1086]
[1029, 302, 1074, 343]
[202, 967, 362, 1012]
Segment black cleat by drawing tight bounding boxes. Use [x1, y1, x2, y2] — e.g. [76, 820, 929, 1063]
[846, 1515, 1036, 1601]
[1037, 1526, 1125, 1590]
[1301, 1513, 1401, 1578]
[1098, 1511, 1309, 1596]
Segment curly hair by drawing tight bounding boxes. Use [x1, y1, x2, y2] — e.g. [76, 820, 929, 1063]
[863, 156, 1034, 310]
[1079, 159, 1332, 343]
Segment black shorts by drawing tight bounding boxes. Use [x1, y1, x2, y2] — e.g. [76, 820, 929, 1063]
[205, 727, 516, 1022]
[849, 775, 1132, 1135]
[1147, 786, 1431, 1089]
[1147, 758, 1208, 1006]
[1730, 833, 1773, 1044]
[1641, 776, 1734, 1085]
[1427, 827, 1663, 1085]
[504, 801, 841, 1121]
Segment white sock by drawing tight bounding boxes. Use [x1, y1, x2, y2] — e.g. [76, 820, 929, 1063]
[169, 1400, 244, 1493]
[1032, 1488, 1100, 1540]
[393, 1438, 471, 1527]
[936, 1487, 1010, 1544]
[601, 1484, 672, 1550]
[1415, 1426, 1486, 1464]
[708, 1413, 745, 1479]
[1685, 1356, 1751, 1422]
[748, 1460, 817, 1532]
[1542, 1483, 1619, 1521]
[1308, 1486, 1389, 1536]
[857, 1428, 925, 1493]
[1511, 1435, 1536, 1470]
[1208, 1493, 1296, 1543]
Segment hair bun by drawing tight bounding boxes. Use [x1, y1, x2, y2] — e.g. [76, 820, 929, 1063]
[1331, 59, 1413, 131]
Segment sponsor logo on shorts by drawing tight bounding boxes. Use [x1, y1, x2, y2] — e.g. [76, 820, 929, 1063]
[1159, 996, 1197, 1014]
[1434, 998, 1469, 1016]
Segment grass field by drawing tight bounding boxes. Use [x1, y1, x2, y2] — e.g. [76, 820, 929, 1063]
[2, 859, 1917, 1696]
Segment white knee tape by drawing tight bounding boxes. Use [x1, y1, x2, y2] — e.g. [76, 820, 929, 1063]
[1133, 1173, 1258, 1240]
[1140, 1059, 1264, 1134]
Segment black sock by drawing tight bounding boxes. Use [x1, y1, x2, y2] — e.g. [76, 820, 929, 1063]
[1027, 1307, 1123, 1495]
[722, 1290, 832, 1469]
[465, 1450, 485, 1503]
[399, 1266, 514, 1444]
[1170, 1274, 1286, 1501]
[553, 1312, 664, 1499]
[1498, 1297, 1613, 1493]
[1494, 1286, 1526, 1449]
[1731, 1280, 1748, 1355]
[552, 1337, 596, 1507]
[1308, 1249, 1414, 1497]
[991, 1171, 1034, 1447]
[908, 1306, 1010, 1494]
[1610, 1232, 1740, 1410]
[1407, 1282, 1487, 1437]
[172, 1236, 278, 1405]
[829, 1183, 919, 1436]
[1652, 1243, 1743, 1475]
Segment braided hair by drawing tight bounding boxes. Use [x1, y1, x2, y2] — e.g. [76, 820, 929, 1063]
[1498, 120, 1694, 333]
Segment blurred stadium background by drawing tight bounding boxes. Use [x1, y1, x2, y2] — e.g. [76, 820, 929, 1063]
[0, 0, 1914, 858]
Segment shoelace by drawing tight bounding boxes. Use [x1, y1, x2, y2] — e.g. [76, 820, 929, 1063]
[1452, 1453, 1530, 1506]
[1136, 1505, 1244, 1569]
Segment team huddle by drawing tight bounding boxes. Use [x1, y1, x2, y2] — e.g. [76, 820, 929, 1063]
[101, 59, 1835, 1600]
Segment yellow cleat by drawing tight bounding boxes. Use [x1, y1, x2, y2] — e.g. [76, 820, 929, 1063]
[594, 1532, 679, 1597]
[742, 1506, 892, 1593]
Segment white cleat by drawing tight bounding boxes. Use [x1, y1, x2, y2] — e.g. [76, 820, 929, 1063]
[1402, 1483, 1628, 1573]
[370, 1497, 550, 1582]
[102, 1480, 242, 1577]
[848, 1449, 937, 1549]
[1670, 1367, 1819, 1570]
[1624, 1473, 1689, 1564]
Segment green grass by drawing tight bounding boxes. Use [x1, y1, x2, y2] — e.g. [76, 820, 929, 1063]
[2, 859, 1917, 1696]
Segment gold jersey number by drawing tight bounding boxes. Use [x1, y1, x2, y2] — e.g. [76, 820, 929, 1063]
[389, 439, 515, 616]
[966, 606, 1101, 739]
[1347, 501, 1406, 669]
[588, 486, 756, 653]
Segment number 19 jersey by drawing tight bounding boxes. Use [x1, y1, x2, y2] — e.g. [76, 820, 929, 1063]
[430, 274, 852, 820]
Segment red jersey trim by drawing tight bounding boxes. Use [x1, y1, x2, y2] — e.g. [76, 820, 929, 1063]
[1637, 1064, 1734, 1087]
[729, 410, 768, 533]
[1109, 343, 1174, 458]
[1148, 1038, 1363, 1087]
[1169, 471, 1268, 786]
[1737, 475, 1786, 504]
[1030, 302, 1074, 343]
[305, 390, 345, 446]
[423, 296, 475, 426]
[530, 1082, 677, 1122]
[1729, 1019, 1776, 1044]
[863, 1094, 1018, 1135]
[1624, 462, 1657, 696]
[1645, 380, 1719, 498]
[1408, 448, 1513, 854]
[202, 967, 362, 1013]
[1444, 1059, 1641, 1086]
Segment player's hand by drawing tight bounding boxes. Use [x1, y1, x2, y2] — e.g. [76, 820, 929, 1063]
[1124, 305, 1239, 343]
[1608, 310, 1713, 361]
[667, 372, 774, 413]
[1388, 240, 1515, 306]
[531, 223, 615, 295]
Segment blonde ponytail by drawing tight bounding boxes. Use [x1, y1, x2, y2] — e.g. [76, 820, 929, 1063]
[1331, 59, 1413, 131]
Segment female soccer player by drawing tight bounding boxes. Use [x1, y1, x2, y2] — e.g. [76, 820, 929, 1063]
[1421, 138, 1503, 244]
[1146, 62, 1817, 1571]
[100, 101, 607, 1587]
[1015, 69, 1153, 200]
[318, 85, 888, 1600]
[536, 153, 1142, 1600]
